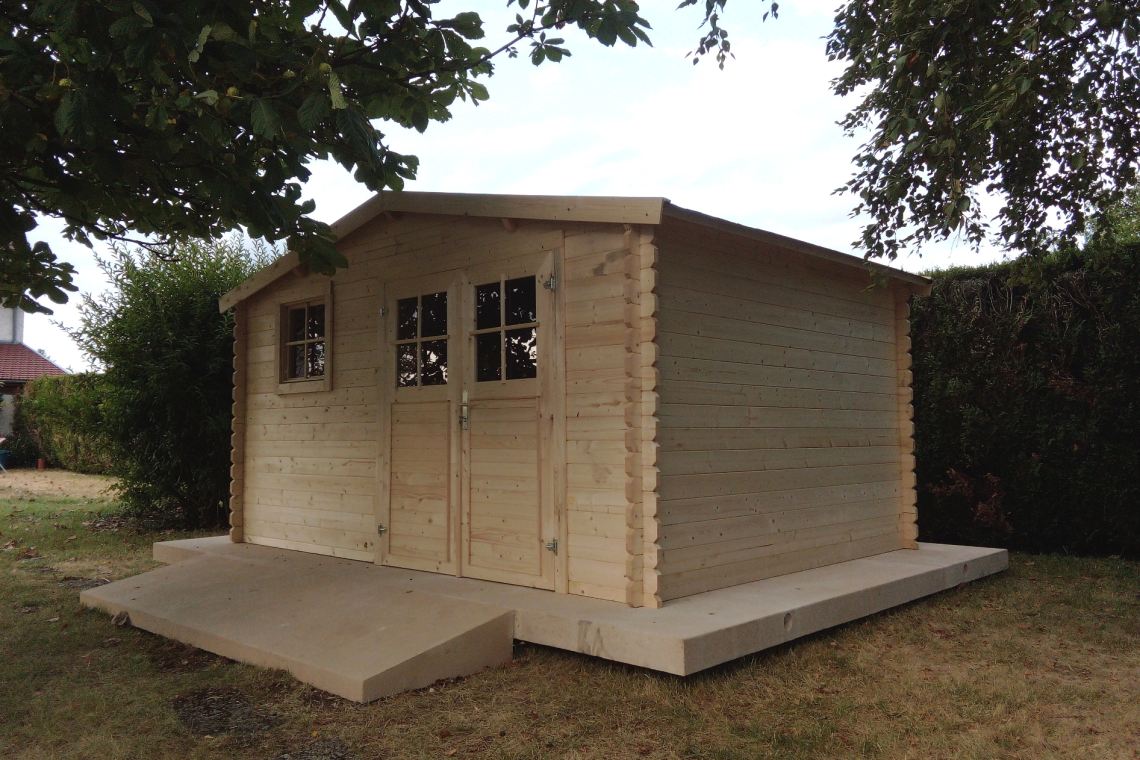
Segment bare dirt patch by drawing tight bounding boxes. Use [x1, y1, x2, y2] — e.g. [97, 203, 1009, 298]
[150, 640, 231, 674]
[270, 739, 360, 760]
[56, 575, 111, 590]
[169, 687, 281, 736]
[80, 513, 134, 533]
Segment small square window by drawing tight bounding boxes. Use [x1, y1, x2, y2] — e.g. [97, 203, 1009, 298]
[396, 297, 418, 341]
[505, 327, 537, 379]
[396, 343, 417, 388]
[421, 339, 448, 386]
[475, 282, 501, 330]
[284, 300, 326, 381]
[475, 332, 501, 382]
[420, 292, 448, 338]
[505, 276, 536, 326]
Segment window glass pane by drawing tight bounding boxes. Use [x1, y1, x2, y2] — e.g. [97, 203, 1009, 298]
[288, 344, 306, 379]
[288, 307, 306, 342]
[307, 342, 325, 377]
[396, 344, 417, 387]
[505, 276, 536, 325]
[307, 304, 325, 340]
[505, 327, 537, 379]
[475, 332, 501, 382]
[396, 297, 418, 341]
[420, 339, 448, 386]
[475, 282, 501, 330]
[421, 291, 448, 338]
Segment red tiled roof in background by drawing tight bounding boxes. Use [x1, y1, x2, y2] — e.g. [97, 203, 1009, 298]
[0, 343, 67, 382]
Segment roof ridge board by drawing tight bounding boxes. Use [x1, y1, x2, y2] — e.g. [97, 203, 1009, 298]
[332, 191, 666, 240]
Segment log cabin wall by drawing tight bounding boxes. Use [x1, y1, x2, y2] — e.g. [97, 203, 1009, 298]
[652, 216, 919, 602]
[236, 212, 646, 603]
[241, 250, 380, 561]
[561, 224, 649, 604]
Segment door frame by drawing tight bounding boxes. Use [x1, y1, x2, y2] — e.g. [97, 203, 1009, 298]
[375, 244, 568, 592]
[458, 251, 560, 589]
[377, 271, 463, 575]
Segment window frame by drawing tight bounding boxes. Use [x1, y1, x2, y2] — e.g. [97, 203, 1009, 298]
[276, 281, 333, 395]
[389, 273, 457, 402]
[394, 290, 451, 389]
[471, 275, 540, 384]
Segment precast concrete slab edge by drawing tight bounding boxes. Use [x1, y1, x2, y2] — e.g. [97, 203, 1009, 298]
[80, 584, 367, 701]
[360, 611, 516, 702]
[514, 610, 689, 675]
[679, 546, 1009, 674]
[153, 535, 231, 564]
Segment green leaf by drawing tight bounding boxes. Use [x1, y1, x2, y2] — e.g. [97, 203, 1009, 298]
[298, 91, 331, 131]
[250, 99, 280, 139]
[131, 2, 153, 24]
[108, 15, 148, 36]
[596, 18, 618, 46]
[328, 71, 347, 110]
[188, 24, 211, 62]
[327, 0, 356, 35]
[468, 81, 489, 102]
[410, 101, 429, 132]
[448, 11, 484, 39]
[209, 22, 240, 42]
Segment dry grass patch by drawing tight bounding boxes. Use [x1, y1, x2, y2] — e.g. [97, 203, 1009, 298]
[2, 472, 1139, 759]
[0, 467, 119, 500]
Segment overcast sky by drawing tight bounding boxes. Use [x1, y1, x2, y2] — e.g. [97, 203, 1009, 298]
[23, 0, 1005, 372]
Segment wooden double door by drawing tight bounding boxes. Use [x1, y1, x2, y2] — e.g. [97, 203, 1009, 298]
[377, 251, 559, 590]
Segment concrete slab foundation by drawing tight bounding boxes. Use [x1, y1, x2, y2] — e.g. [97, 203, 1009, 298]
[82, 539, 1007, 701]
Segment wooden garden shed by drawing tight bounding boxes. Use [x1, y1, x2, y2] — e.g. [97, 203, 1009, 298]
[219, 192, 931, 609]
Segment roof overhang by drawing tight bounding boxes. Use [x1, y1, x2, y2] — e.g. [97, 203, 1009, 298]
[219, 191, 929, 312]
[660, 202, 931, 290]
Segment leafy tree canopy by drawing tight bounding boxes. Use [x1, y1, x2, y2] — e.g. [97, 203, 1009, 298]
[1, 0, 651, 312]
[687, 0, 1140, 263]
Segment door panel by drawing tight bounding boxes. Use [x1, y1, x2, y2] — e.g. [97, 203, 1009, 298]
[465, 398, 548, 585]
[377, 250, 560, 590]
[380, 271, 460, 575]
[388, 401, 452, 569]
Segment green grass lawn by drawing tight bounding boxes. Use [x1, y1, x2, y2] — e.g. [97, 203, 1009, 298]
[2, 470, 1139, 760]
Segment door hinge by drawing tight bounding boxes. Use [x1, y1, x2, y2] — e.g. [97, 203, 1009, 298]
[543, 275, 556, 292]
[458, 390, 469, 430]
[377, 524, 388, 536]
[545, 539, 558, 554]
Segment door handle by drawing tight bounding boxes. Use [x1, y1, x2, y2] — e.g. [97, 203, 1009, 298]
[458, 390, 469, 430]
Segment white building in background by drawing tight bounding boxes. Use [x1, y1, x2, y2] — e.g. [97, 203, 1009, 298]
[0, 306, 67, 437]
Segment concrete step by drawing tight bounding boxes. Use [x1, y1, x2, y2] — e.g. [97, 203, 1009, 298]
[81, 550, 514, 702]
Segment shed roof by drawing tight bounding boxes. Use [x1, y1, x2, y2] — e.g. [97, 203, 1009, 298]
[219, 191, 930, 311]
[0, 343, 67, 384]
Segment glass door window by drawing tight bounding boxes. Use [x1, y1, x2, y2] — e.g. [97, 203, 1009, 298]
[472, 276, 538, 382]
[395, 291, 448, 387]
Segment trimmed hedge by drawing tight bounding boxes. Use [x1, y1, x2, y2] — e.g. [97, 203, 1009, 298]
[70, 239, 268, 529]
[911, 243, 1140, 555]
[9, 374, 112, 473]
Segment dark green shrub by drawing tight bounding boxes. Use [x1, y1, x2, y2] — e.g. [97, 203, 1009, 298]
[8, 374, 111, 472]
[71, 238, 271, 528]
[911, 243, 1140, 555]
